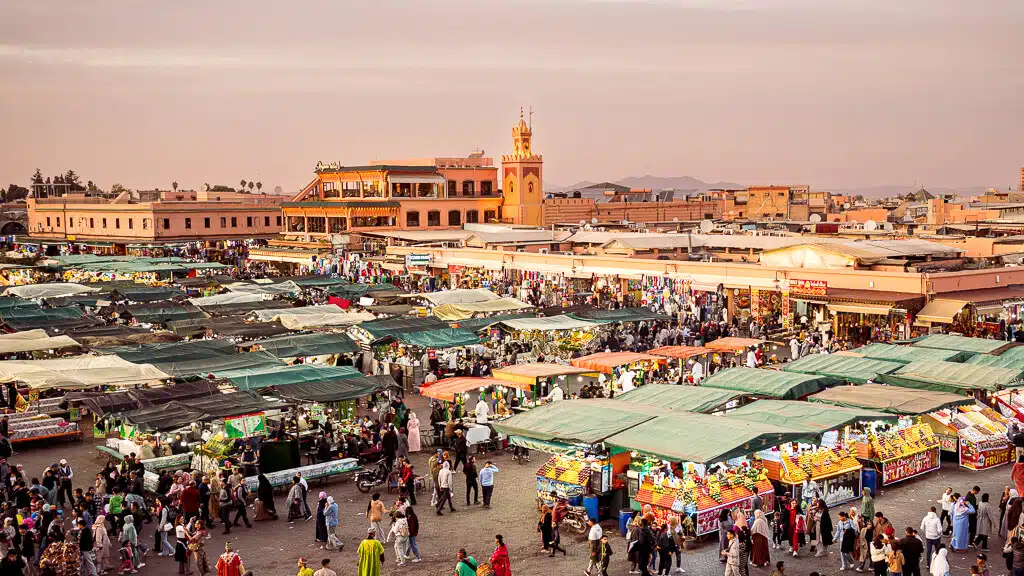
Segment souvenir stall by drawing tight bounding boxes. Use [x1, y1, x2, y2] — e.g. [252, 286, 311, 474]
[924, 405, 1013, 471]
[492, 315, 609, 363]
[646, 346, 713, 383]
[994, 387, 1024, 422]
[570, 351, 665, 393]
[419, 376, 522, 445]
[703, 337, 765, 365]
[490, 362, 601, 408]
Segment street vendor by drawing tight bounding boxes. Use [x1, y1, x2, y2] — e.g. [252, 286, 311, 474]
[474, 395, 490, 424]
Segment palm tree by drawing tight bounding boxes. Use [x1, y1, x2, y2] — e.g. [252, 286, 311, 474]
[255, 181, 262, 194]
[248, 182, 254, 192]
[240, 179, 247, 192]
[172, 181, 179, 192]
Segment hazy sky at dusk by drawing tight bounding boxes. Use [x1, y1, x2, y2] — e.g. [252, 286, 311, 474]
[1, 0, 1021, 193]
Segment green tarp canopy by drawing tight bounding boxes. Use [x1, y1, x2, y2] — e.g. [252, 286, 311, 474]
[124, 303, 209, 324]
[965, 354, 1024, 370]
[569, 308, 671, 323]
[727, 400, 896, 439]
[605, 412, 807, 465]
[397, 328, 482, 348]
[783, 354, 903, 384]
[359, 316, 450, 340]
[157, 351, 286, 378]
[0, 297, 38, 311]
[455, 313, 537, 332]
[808, 384, 976, 414]
[251, 332, 360, 358]
[327, 283, 397, 299]
[122, 391, 280, 432]
[490, 399, 656, 445]
[878, 360, 1024, 393]
[291, 277, 352, 288]
[199, 300, 294, 317]
[223, 364, 362, 391]
[273, 374, 396, 403]
[0, 305, 84, 322]
[852, 343, 970, 364]
[615, 384, 744, 413]
[106, 339, 238, 364]
[996, 346, 1024, 362]
[701, 367, 834, 399]
[111, 286, 185, 303]
[913, 334, 1008, 354]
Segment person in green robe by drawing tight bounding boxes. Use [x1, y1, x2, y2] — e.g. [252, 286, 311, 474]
[357, 527, 385, 576]
[454, 548, 478, 576]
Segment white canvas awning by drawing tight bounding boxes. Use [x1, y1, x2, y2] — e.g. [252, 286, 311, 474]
[0, 355, 169, 389]
[387, 175, 446, 185]
[276, 310, 377, 330]
[189, 293, 266, 307]
[223, 281, 301, 295]
[432, 298, 533, 321]
[497, 314, 603, 332]
[829, 303, 894, 316]
[3, 283, 100, 299]
[916, 299, 968, 324]
[0, 329, 81, 354]
[408, 288, 500, 306]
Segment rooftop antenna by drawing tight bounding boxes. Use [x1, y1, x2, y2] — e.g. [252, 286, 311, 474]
[529, 106, 534, 130]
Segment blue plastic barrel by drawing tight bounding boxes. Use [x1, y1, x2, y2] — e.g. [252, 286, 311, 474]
[861, 468, 878, 495]
[619, 509, 635, 536]
[583, 495, 600, 521]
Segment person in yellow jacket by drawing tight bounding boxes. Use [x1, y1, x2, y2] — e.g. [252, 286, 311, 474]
[297, 557, 314, 576]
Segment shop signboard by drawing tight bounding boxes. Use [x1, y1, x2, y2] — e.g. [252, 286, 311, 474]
[881, 448, 940, 485]
[448, 264, 466, 274]
[224, 412, 267, 439]
[781, 285, 791, 330]
[789, 278, 827, 296]
[308, 404, 325, 422]
[936, 434, 959, 453]
[696, 490, 775, 536]
[750, 289, 760, 317]
[405, 254, 432, 267]
[28, 389, 39, 404]
[959, 439, 1013, 471]
[68, 407, 81, 422]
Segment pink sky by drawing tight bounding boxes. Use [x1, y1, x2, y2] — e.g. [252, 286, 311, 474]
[0, 0, 1021, 193]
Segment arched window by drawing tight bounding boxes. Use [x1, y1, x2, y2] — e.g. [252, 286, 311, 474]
[406, 211, 420, 227]
[447, 210, 461, 227]
[427, 211, 441, 226]
[465, 210, 479, 224]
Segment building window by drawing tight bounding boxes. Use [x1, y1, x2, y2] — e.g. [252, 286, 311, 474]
[56, 217, 61, 227]
[392, 183, 412, 198]
[115, 218, 120, 229]
[328, 217, 347, 233]
[89, 218, 94, 228]
[406, 211, 420, 227]
[276, 216, 282, 226]
[480, 181, 493, 196]
[307, 217, 326, 233]
[416, 183, 436, 198]
[230, 217, 237, 227]
[484, 210, 496, 222]
[184, 218, 191, 229]
[447, 210, 461, 226]
[204, 217, 210, 228]
[264, 216, 270, 227]
[162, 218, 169, 230]
[128, 218, 133, 229]
[427, 211, 441, 227]
[102, 218, 107, 229]
[246, 216, 253, 227]
[46, 217, 51, 227]
[447, 180, 457, 196]
[341, 181, 361, 198]
[220, 217, 227, 228]
[462, 181, 475, 196]
[465, 210, 479, 224]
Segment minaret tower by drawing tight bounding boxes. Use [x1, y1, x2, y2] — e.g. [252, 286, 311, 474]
[501, 107, 544, 225]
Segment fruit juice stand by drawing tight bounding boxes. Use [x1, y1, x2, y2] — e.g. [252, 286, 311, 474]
[535, 453, 614, 509]
[924, 405, 1013, 471]
[852, 423, 941, 487]
[759, 445, 863, 507]
[628, 457, 775, 537]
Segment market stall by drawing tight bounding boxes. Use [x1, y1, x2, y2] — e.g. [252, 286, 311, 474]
[847, 343, 971, 364]
[615, 384, 745, 414]
[700, 367, 835, 400]
[490, 362, 600, 403]
[494, 315, 609, 362]
[646, 346, 714, 383]
[924, 404, 1013, 470]
[783, 354, 904, 384]
[570, 351, 664, 392]
[912, 333, 1009, 355]
[878, 360, 1023, 395]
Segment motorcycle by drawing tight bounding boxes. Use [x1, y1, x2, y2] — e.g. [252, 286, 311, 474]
[355, 459, 390, 493]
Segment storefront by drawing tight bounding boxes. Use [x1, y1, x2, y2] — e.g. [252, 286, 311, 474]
[925, 405, 1014, 471]
[820, 289, 924, 344]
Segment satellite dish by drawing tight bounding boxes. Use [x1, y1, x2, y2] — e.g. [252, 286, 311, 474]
[882, 222, 894, 231]
[809, 214, 822, 223]
[864, 220, 878, 231]
[579, 220, 586, 226]
[843, 202, 851, 209]
[591, 217, 598, 225]
[274, 186, 283, 195]
[699, 219, 715, 233]
[673, 217, 679, 223]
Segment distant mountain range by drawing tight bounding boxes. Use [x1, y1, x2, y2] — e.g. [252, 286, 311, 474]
[549, 175, 1006, 198]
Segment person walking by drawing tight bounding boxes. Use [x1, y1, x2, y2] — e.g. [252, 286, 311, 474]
[217, 480, 233, 535]
[366, 493, 387, 543]
[255, 474, 277, 521]
[975, 493, 997, 551]
[296, 558, 313, 576]
[833, 510, 857, 570]
[869, 535, 891, 576]
[951, 494, 975, 551]
[435, 461, 456, 515]
[454, 548, 478, 576]
[929, 545, 950, 576]
[357, 528, 385, 576]
[750, 510, 771, 567]
[722, 530, 741, 576]
[78, 518, 97, 576]
[389, 511, 410, 567]
[287, 477, 305, 522]
[407, 412, 421, 453]
[816, 499, 833, 557]
[464, 456, 479, 506]
[898, 527, 923, 576]
[967, 486, 980, 543]
[479, 461, 499, 507]
[586, 517, 604, 576]
[490, 534, 512, 576]
[230, 479, 252, 529]
[656, 524, 676, 576]
[313, 558, 336, 576]
[861, 488, 875, 525]
[215, 542, 245, 576]
[405, 507, 422, 563]
[93, 515, 112, 573]
[920, 507, 943, 568]
[938, 488, 954, 535]
[314, 492, 329, 544]
[325, 496, 339, 546]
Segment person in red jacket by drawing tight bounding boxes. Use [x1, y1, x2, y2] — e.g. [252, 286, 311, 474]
[181, 481, 201, 523]
[490, 534, 512, 576]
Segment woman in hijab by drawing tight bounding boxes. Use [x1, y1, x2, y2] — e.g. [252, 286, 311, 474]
[407, 413, 421, 453]
[718, 508, 733, 562]
[287, 478, 305, 522]
[93, 516, 113, 573]
[121, 514, 141, 567]
[733, 506, 748, 530]
[325, 496, 339, 544]
[315, 491, 329, 544]
[1002, 489, 1022, 539]
[538, 504, 553, 553]
[816, 499, 834, 558]
[929, 545, 950, 576]
[950, 494, 974, 551]
[397, 428, 410, 463]
[254, 474, 277, 521]
[750, 510, 772, 567]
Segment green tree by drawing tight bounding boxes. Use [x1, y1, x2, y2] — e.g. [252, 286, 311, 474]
[240, 179, 247, 191]
[110, 183, 128, 195]
[255, 181, 262, 194]
[5, 184, 30, 202]
[172, 181, 179, 192]
[87, 180, 98, 192]
[30, 169, 43, 185]
[64, 170, 83, 191]
[248, 182, 254, 192]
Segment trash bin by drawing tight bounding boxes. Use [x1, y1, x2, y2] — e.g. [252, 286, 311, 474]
[568, 496, 583, 506]
[861, 468, 878, 495]
[583, 495, 599, 521]
[619, 509, 635, 536]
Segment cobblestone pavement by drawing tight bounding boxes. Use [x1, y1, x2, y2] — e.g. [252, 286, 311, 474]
[15, 398, 1013, 576]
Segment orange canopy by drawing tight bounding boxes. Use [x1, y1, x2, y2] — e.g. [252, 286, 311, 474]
[704, 337, 764, 353]
[571, 351, 664, 374]
[419, 376, 528, 402]
[646, 346, 713, 360]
